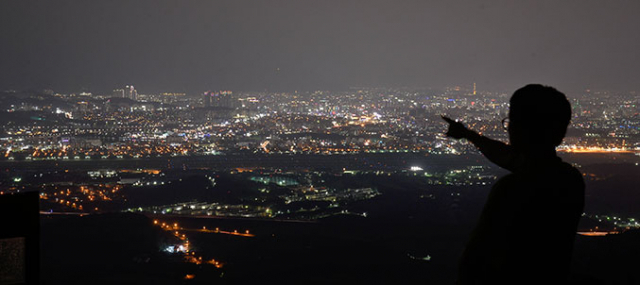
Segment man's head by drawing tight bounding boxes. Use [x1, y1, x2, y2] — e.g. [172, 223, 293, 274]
[508, 84, 571, 150]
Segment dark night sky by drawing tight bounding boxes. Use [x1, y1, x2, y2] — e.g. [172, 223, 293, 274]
[1, 0, 639, 94]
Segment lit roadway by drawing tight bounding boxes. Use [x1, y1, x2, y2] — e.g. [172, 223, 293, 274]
[181, 227, 255, 237]
[147, 213, 317, 224]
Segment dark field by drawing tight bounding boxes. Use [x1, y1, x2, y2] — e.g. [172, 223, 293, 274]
[33, 153, 640, 284]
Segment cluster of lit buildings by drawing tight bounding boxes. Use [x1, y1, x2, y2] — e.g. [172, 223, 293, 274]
[0, 86, 638, 159]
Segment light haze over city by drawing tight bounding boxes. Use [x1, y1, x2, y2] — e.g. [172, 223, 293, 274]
[2, 0, 640, 94]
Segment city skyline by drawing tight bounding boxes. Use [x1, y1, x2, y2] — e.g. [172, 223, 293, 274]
[2, 84, 638, 284]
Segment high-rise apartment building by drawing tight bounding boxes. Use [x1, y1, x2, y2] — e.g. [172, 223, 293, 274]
[203, 90, 233, 108]
[126, 85, 138, 101]
[112, 89, 125, 98]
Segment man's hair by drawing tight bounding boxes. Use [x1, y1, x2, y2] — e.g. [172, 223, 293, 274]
[509, 84, 571, 147]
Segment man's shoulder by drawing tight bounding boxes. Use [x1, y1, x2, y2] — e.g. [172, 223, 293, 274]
[557, 162, 585, 183]
[518, 160, 584, 193]
[522, 160, 582, 181]
[550, 161, 586, 198]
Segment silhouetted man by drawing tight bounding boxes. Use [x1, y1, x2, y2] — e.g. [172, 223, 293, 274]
[443, 84, 585, 284]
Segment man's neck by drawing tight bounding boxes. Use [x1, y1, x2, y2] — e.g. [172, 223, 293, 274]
[512, 147, 559, 172]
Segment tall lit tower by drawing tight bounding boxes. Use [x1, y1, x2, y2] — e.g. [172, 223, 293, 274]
[473, 82, 476, 95]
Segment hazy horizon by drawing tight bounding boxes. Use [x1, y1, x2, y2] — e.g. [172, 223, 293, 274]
[2, 0, 640, 95]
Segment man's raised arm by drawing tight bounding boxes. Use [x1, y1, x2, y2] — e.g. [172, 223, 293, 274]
[441, 116, 516, 172]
